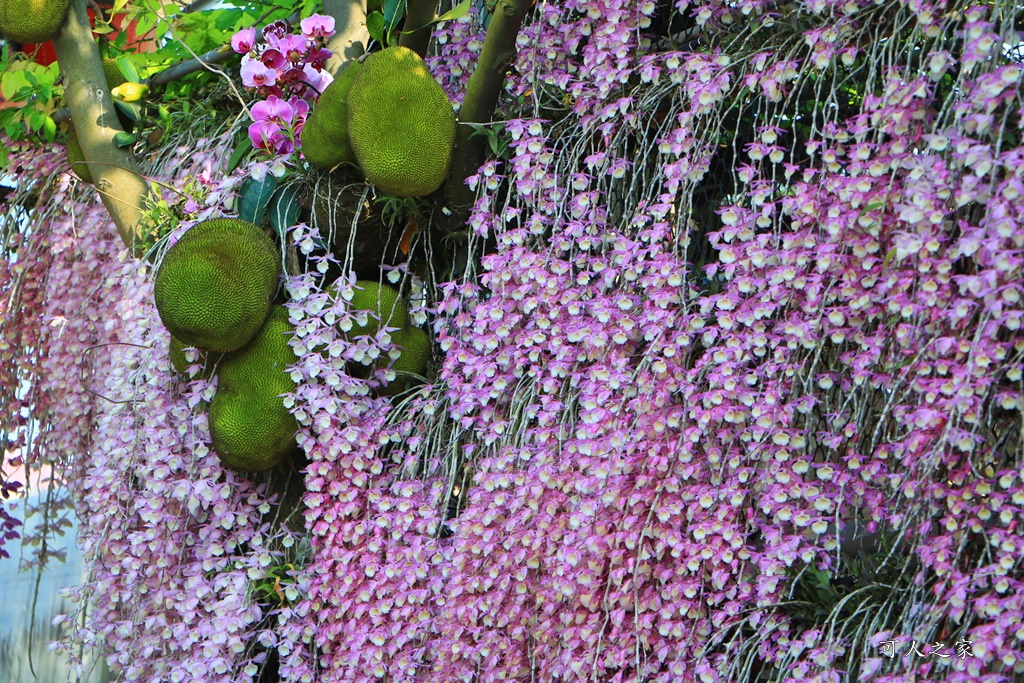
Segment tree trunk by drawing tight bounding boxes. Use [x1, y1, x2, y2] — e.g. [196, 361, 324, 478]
[52, 0, 150, 254]
[323, 0, 370, 76]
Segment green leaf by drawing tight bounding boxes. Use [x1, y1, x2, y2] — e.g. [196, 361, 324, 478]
[0, 141, 9, 169]
[434, 0, 471, 23]
[213, 8, 242, 30]
[114, 99, 141, 122]
[399, 0, 470, 35]
[158, 105, 171, 124]
[237, 174, 278, 225]
[116, 56, 140, 84]
[383, 0, 406, 31]
[882, 247, 896, 270]
[227, 135, 253, 173]
[41, 115, 56, 142]
[113, 131, 137, 147]
[366, 12, 386, 45]
[267, 184, 301, 239]
[27, 109, 44, 132]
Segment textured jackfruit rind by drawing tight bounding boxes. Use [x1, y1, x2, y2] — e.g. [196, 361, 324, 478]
[154, 219, 280, 353]
[210, 306, 299, 472]
[168, 336, 218, 379]
[66, 123, 91, 183]
[331, 279, 408, 338]
[0, 0, 71, 44]
[378, 326, 430, 396]
[210, 388, 297, 472]
[300, 60, 362, 170]
[347, 46, 456, 197]
[102, 58, 127, 89]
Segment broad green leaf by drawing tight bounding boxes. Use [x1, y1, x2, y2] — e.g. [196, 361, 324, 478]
[227, 136, 253, 173]
[434, 0, 470, 24]
[213, 8, 242, 30]
[0, 70, 28, 100]
[41, 115, 56, 142]
[267, 184, 301, 239]
[237, 175, 277, 225]
[116, 56, 140, 84]
[111, 0, 129, 14]
[27, 109, 44, 132]
[366, 12, 386, 45]
[0, 141, 9, 169]
[399, 0, 470, 34]
[114, 99, 141, 122]
[383, 0, 406, 31]
[113, 131, 137, 147]
[882, 247, 896, 270]
[158, 105, 171, 124]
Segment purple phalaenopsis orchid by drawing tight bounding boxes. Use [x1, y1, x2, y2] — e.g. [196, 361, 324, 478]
[231, 26, 256, 54]
[299, 14, 335, 39]
[240, 57, 277, 88]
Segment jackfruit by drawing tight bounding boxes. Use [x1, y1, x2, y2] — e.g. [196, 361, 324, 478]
[154, 218, 280, 353]
[0, 0, 71, 44]
[378, 326, 430, 396]
[210, 306, 298, 472]
[169, 336, 219, 379]
[346, 46, 456, 197]
[66, 123, 91, 183]
[330, 279, 408, 339]
[66, 59, 132, 183]
[300, 60, 361, 170]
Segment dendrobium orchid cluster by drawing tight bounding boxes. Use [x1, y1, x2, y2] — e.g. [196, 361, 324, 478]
[1, 1, 1022, 682]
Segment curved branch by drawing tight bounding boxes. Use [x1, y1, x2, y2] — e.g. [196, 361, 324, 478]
[442, 0, 530, 218]
[53, 0, 150, 254]
[398, 0, 437, 58]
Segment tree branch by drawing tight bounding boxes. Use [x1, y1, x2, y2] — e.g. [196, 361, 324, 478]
[442, 0, 530, 219]
[398, 0, 437, 59]
[52, 0, 150, 255]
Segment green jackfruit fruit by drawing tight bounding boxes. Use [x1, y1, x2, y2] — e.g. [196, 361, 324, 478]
[210, 306, 298, 472]
[378, 326, 430, 396]
[330, 279, 408, 338]
[0, 0, 71, 44]
[347, 46, 456, 197]
[66, 123, 91, 183]
[169, 336, 219, 379]
[300, 60, 361, 170]
[154, 218, 280, 353]
[66, 59, 132, 183]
